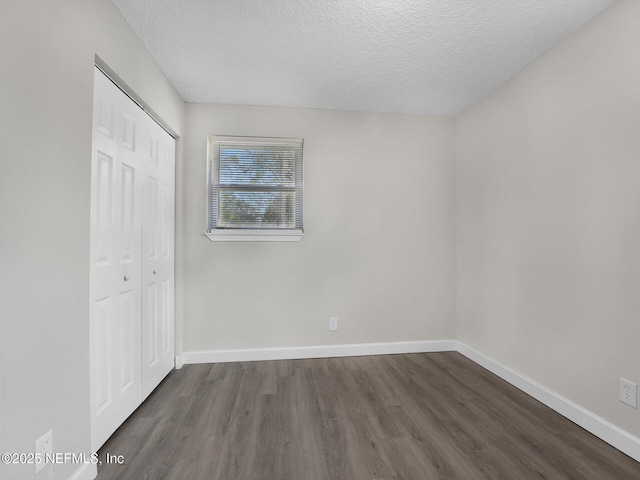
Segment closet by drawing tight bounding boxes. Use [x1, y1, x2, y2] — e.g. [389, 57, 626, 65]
[89, 67, 175, 450]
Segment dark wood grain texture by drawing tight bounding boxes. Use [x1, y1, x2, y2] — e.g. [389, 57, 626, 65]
[96, 353, 640, 480]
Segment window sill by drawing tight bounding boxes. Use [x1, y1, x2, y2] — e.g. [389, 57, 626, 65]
[204, 229, 304, 242]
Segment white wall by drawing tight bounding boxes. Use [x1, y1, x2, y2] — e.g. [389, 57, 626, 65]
[0, 2, 185, 479]
[456, 0, 640, 438]
[183, 104, 456, 352]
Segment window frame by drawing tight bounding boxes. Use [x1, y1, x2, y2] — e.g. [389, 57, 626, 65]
[205, 135, 304, 242]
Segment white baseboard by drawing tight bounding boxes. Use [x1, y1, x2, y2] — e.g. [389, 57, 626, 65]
[456, 342, 640, 463]
[174, 354, 184, 370]
[182, 339, 457, 364]
[68, 462, 97, 480]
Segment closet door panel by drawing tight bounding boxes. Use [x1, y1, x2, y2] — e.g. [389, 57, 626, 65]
[90, 68, 144, 451]
[142, 121, 175, 399]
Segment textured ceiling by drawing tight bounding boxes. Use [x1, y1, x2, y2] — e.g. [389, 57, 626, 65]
[112, 0, 612, 116]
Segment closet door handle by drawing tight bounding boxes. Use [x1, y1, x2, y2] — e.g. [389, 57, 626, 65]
[153, 269, 157, 275]
[124, 274, 130, 282]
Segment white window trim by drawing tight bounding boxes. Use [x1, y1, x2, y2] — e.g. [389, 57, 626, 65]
[205, 135, 304, 242]
[204, 229, 304, 242]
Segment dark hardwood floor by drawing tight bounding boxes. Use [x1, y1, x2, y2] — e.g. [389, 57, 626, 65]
[96, 352, 640, 479]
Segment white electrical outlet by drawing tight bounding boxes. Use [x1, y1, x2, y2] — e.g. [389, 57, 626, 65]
[619, 378, 637, 408]
[34, 430, 53, 474]
[329, 316, 338, 331]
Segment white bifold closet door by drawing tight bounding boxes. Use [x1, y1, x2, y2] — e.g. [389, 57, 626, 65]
[90, 67, 175, 451]
[141, 111, 175, 400]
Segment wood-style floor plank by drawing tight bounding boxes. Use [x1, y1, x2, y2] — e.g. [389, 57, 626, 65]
[96, 352, 640, 480]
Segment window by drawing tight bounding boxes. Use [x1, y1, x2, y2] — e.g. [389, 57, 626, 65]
[206, 136, 304, 241]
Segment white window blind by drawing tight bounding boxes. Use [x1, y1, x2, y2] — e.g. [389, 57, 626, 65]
[207, 136, 303, 239]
